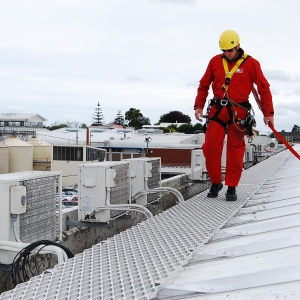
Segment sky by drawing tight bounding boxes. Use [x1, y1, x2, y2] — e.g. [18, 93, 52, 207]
[1, 0, 300, 135]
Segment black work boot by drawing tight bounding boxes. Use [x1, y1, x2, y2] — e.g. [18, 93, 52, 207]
[226, 186, 237, 201]
[207, 183, 223, 198]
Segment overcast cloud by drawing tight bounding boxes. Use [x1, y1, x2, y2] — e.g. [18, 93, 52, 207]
[1, 0, 300, 134]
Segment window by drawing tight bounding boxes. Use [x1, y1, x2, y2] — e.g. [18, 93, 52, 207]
[53, 146, 83, 161]
[86, 148, 106, 161]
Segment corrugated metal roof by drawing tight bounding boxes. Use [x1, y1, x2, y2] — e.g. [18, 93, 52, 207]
[158, 144, 300, 299]
[35, 128, 202, 148]
[0, 145, 299, 299]
[0, 113, 47, 122]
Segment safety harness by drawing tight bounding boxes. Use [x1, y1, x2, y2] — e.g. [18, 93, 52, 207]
[204, 53, 256, 138]
[222, 53, 248, 93]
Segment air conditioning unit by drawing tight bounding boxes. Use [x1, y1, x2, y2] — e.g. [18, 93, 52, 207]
[244, 145, 254, 162]
[78, 161, 131, 223]
[191, 149, 207, 181]
[191, 141, 227, 181]
[257, 143, 266, 157]
[125, 157, 161, 205]
[266, 139, 278, 150]
[221, 141, 227, 171]
[278, 144, 286, 150]
[0, 171, 62, 265]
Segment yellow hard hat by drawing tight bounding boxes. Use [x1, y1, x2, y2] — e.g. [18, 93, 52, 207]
[219, 30, 240, 50]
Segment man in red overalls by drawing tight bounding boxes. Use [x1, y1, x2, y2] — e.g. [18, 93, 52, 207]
[194, 30, 274, 201]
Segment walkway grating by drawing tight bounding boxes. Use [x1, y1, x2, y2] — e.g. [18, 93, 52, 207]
[0, 150, 291, 299]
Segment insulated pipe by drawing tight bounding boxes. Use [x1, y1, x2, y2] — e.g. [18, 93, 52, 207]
[90, 189, 153, 220]
[132, 179, 184, 204]
[11, 214, 66, 262]
[11, 214, 22, 243]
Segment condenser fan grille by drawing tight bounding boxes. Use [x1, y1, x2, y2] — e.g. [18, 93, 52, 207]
[110, 164, 130, 217]
[19, 175, 59, 243]
[147, 159, 161, 203]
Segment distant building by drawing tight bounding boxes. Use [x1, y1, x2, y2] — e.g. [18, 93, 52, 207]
[51, 145, 106, 187]
[0, 113, 47, 140]
[278, 132, 300, 144]
[0, 113, 46, 127]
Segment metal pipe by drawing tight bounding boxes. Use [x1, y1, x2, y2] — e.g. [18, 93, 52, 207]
[90, 188, 153, 220]
[132, 179, 184, 204]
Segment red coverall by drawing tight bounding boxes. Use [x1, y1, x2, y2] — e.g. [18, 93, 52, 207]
[194, 49, 274, 187]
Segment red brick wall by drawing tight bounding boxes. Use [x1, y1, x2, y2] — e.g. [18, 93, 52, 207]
[146, 148, 192, 167]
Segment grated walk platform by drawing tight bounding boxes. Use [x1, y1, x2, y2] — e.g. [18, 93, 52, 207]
[0, 151, 290, 299]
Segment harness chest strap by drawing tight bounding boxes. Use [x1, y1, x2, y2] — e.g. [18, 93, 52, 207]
[206, 54, 252, 132]
[222, 54, 248, 92]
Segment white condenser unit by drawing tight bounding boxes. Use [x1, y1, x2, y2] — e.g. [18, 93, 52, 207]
[257, 143, 266, 157]
[125, 157, 161, 206]
[244, 146, 254, 162]
[191, 149, 207, 181]
[221, 141, 227, 170]
[191, 142, 227, 181]
[78, 161, 131, 223]
[0, 171, 62, 265]
[266, 139, 278, 150]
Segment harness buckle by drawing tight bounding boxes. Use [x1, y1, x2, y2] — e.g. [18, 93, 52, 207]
[220, 98, 228, 106]
[224, 77, 231, 86]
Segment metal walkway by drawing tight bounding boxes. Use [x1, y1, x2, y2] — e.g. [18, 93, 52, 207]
[0, 149, 292, 299]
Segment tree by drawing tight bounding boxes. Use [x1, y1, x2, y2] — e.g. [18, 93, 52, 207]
[44, 122, 68, 131]
[113, 110, 126, 126]
[292, 125, 300, 132]
[44, 121, 88, 130]
[177, 124, 194, 134]
[91, 102, 105, 126]
[269, 132, 275, 138]
[66, 121, 80, 128]
[193, 123, 204, 133]
[125, 108, 151, 130]
[158, 111, 191, 124]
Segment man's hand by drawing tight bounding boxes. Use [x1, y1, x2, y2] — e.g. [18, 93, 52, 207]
[195, 108, 204, 122]
[247, 127, 259, 139]
[264, 116, 274, 126]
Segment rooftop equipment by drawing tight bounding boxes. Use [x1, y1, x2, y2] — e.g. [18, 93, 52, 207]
[0, 171, 62, 265]
[125, 157, 184, 205]
[78, 161, 152, 223]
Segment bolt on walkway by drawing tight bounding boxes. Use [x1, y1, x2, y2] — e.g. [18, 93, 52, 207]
[0, 150, 291, 300]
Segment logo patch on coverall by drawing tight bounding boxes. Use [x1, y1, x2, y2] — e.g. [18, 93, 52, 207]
[236, 68, 243, 73]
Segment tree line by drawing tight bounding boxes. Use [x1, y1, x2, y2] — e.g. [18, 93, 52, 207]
[44, 102, 300, 135]
[44, 102, 204, 134]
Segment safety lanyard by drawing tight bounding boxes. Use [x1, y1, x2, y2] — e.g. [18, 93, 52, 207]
[222, 54, 248, 92]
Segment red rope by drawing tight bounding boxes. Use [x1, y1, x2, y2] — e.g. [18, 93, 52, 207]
[252, 86, 300, 160]
[268, 122, 300, 160]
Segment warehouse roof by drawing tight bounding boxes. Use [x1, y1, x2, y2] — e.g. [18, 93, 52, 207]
[1, 145, 299, 299]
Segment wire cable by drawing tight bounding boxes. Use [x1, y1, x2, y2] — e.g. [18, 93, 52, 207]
[7, 240, 74, 288]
